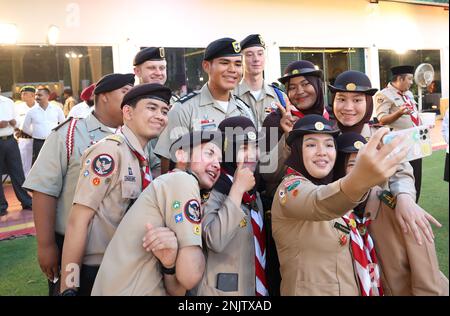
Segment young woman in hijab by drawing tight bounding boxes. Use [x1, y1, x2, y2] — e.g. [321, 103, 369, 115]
[196, 116, 268, 296]
[329, 70, 441, 246]
[271, 114, 408, 296]
[335, 131, 449, 296]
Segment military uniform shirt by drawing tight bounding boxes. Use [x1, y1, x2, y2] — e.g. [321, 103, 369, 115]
[23, 113, 113, 234]
[234, 80, 287, 131]
[72, 124, 143, 265]
[272, 175, 365, 296]
[375, 83, 420, 131]
[154, 83, 256, 159]
[91, 171, 203, 296]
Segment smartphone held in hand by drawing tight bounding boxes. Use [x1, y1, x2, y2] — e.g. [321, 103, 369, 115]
[382, 126, 432, 163]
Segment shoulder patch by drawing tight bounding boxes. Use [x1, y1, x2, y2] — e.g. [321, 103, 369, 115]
[52, 117, 75, 132]
[91, 153, 115, 177]
[184, 199, 202, 224]
[179, 91, 199, 104]
[105, 134, 125, 144]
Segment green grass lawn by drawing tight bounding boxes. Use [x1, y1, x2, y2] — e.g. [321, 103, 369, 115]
[0, 150, 448, 296]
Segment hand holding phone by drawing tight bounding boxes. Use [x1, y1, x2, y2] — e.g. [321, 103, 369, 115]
[382, 126, 432, 163]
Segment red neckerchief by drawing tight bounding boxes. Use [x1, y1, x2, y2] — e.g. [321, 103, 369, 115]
[290, 109, 305, 119]
[131, 150, 151, 190]
[397, 91, 420, 126]
[286, 167, 302, 177]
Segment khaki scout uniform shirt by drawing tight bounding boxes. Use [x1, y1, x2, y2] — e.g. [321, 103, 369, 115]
[234, 80, 287, 131]
[195, 189, 264, 296]
[368, 203, 449, 296]
[154, 84, 256, 159]
[272, 175, 364, 296]
[375, 83, 420, 131]
[91, 171, 203, 296]
[72, 125, 144, 266]
[23, 113, 113, 235]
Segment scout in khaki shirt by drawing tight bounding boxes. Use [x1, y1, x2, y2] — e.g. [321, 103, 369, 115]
[334, 132, 449, 296]
[91, 130, 223, 296]
[329, 70, 440, 246]
[155, 37, 256, 175]
[375, 65, 423, 201]
[234, 34, 287, 131]
[59, 84, 171, 296]
[23, 73, 135, 296]
[272, 115, 408, 296]
[196, 117, 267, 296]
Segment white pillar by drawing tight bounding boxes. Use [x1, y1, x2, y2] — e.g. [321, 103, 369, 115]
[112, 38, 140, 75]
[264, 39, 281, 84]
[441, 46, 449, 99]
[365, 45, 380, 119]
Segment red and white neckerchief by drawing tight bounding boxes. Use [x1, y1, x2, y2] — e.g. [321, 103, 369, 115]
[342, 212, 383, 296]
[397, 91, 421, 126]
[119, 127, 152, 190]
[222, 170, 268, 296]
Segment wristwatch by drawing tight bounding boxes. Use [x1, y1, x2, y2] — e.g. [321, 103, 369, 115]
[161, 264, 176, 275]
[60, 288, 78, 296]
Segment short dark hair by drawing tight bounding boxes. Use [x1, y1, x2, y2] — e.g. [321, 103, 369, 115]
[64, 88, 73, 95]
[37, 87, 50, 95]
[392, 74, 409, 83]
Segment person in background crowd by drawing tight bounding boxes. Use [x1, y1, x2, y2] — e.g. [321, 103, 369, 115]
[15, 86, 37, 176]
[23, 73, 135, 296]
[68, 84, 96, 119]
[22, 87, 65, 164]
[442, 108, 449, 182]
[63, 88, 77, 117]
[375, 65, 423, 202]
[0, 86, 32, 217]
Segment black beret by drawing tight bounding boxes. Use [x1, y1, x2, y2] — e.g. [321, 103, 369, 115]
[133, 47, 166, 66]
[391, 65, 415, 76]
[20, 86, 36, 93]
[218, 116, 264, 144]
[287, 114, 340, 146]
[336, 132, 367, 153]
[94, 73, 135, 95]
[169, 130, 224, 162]
[204, 37, 242, 61]
[278, 60, 323, 85]
[240, 34, 265, 50]
[328, 70, 378, 96]
[121, 83, 172, 108]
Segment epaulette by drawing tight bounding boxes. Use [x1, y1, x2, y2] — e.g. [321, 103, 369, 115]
[234, 95, 251, 108]
[105, 134, 125, 144]
[52, 117, 74, 132]
[179, 91, 199, 104]
[171, 93, 181, 102]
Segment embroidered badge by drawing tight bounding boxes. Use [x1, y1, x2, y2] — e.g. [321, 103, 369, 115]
[334, 222, 350, 234]
[339, 234, 348, 246]
[292, 189, 299, 197]
[239, 218, 247, 228]
[128, 167, 133, 176]
[172, 200, 181, 210]
[285, 180, 301, 192]
[193, 224, 201, 235]
[358, 223, 367, 236]
[346, 83, 357, 91]
[231, 41, 241, 53]
[83, 170, 89, 177]
[174, 213, 183, 223]
[92, 154, 115, 177]
[124, 176, 136, 182]
[92, 177, 101, 186]
[278, 189, 287, 205]
[184, 199, 201, 224]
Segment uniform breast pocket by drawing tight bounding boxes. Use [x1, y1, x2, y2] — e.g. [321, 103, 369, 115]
[192, 119, 217, 131]
[121, 180, 140, 200]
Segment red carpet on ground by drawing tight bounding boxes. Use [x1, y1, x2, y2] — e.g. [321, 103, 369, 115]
[0, 184, 35, 241]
